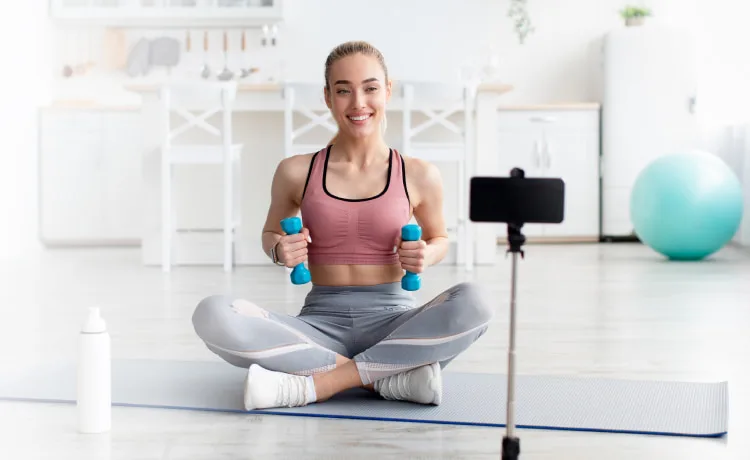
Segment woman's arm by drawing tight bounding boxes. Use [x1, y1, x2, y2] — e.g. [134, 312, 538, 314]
[403, 158, 450, 269]
[261, 154, 311, 260]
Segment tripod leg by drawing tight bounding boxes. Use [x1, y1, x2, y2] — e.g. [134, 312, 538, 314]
[502, 251, 520, 459]
[507, 251, 518, 436]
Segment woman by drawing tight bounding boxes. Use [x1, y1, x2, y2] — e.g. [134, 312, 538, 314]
[192, 40, 493, 410]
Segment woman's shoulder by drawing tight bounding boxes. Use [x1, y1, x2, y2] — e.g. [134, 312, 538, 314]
[273, 151, 323, 205]
[401, 154, 442, 187]
[400, 153, 443, 205]
[275, 152, 318, 184]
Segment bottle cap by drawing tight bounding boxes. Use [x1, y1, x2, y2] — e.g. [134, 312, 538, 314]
[82, 307, 107, 333]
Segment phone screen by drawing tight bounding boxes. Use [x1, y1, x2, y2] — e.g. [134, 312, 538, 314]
[469, 177, 565, 224]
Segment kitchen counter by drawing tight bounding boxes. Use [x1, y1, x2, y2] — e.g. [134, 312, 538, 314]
[498, 102, 601, 110]
[123, 81, 514, 94]
[43, 96, 599, 114]
[44, 100, 142, 111]
[42, 80, 514, 112]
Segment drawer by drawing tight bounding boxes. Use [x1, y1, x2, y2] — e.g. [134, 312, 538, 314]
[40, 111, 104, 145]
[497, 109, 599, 131]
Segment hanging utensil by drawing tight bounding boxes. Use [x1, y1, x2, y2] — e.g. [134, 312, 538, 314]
[240, 30, 251, 79]
[62, 30, 73, 78]
[73, 27, 96, 76]
[200, 31, 211, 79]
[216, 30, 234, 81]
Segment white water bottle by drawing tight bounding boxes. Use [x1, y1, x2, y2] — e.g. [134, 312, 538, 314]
[77, 307, 111, 433]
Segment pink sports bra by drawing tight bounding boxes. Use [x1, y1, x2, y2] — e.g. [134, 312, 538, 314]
[300, 146, 412, 265]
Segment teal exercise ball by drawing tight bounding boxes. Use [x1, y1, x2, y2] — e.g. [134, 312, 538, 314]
[630, 150, 744, 261]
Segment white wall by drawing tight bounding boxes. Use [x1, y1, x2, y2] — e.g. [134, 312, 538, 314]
[0, 2, 48, 261]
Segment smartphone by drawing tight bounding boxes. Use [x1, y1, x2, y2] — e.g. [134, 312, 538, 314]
[469, 175, 565, 224]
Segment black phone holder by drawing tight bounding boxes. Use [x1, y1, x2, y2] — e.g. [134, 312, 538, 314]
[469, 167, 565, 460]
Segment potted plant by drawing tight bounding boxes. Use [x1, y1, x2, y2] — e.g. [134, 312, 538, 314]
[508, 0, 534, 44]
[620, 5, 652, 26]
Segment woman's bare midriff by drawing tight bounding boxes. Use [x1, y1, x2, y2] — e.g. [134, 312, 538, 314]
[309, 263, 405, 286]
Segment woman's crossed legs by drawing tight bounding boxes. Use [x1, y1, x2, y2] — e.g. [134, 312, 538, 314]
[192, 282, 493, 410]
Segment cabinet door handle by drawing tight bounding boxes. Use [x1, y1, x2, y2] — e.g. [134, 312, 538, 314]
[543, 140, 551, 168]
[530, 116, 557, 123]
[533, 140, 541, 167]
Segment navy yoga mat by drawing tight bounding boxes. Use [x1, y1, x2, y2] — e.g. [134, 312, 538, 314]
[0, 359, 728, 438]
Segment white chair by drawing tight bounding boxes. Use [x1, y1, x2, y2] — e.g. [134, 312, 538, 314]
[159, 81, 242, 272]
[282, 81, 338, 157]
[400, 81, 477, 271]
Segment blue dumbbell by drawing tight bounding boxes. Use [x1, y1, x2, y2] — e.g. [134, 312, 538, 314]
[400, 224, 422, 291]
[279, 217, 311, 285]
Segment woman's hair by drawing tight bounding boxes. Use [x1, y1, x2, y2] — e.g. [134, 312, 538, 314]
[324, 41, 389, 146]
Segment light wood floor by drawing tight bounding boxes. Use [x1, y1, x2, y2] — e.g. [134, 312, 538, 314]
[1, 242, 749, 459]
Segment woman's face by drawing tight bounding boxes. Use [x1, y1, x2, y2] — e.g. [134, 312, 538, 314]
[325, 53, 391, 141]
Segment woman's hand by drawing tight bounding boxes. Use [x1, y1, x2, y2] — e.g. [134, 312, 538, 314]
[277, 228, 311, 268]
[397, 238, 428, 273]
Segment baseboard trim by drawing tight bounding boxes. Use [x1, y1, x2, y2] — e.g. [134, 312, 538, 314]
[599, 235, 641, 243]
[727, 241, 750, 251]
[40, 238, 141, 248]
[495, 236, 600, 245]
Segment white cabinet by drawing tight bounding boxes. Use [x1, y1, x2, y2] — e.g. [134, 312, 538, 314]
[496, 107, 601, 240]
[49, 0, 284, 27]
[601, 26, 698, 238]
[39, 108, 143, 245]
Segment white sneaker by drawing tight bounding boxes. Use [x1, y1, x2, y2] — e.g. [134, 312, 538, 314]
[243, 364, 313, 410]
[374, 362, 442, 405]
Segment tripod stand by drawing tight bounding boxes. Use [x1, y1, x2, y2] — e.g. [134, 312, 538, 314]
[468, 166, 565, 460]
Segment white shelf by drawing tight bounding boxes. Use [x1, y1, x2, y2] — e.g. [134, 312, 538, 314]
[49, 0, 284, 27]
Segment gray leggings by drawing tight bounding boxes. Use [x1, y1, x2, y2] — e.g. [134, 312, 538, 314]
[192, 281, 493, 385]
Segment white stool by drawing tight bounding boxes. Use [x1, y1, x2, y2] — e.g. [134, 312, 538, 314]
[400, 81, 477, 271]
[282, 81, 338, 157]
[159, 81, 242, 272]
